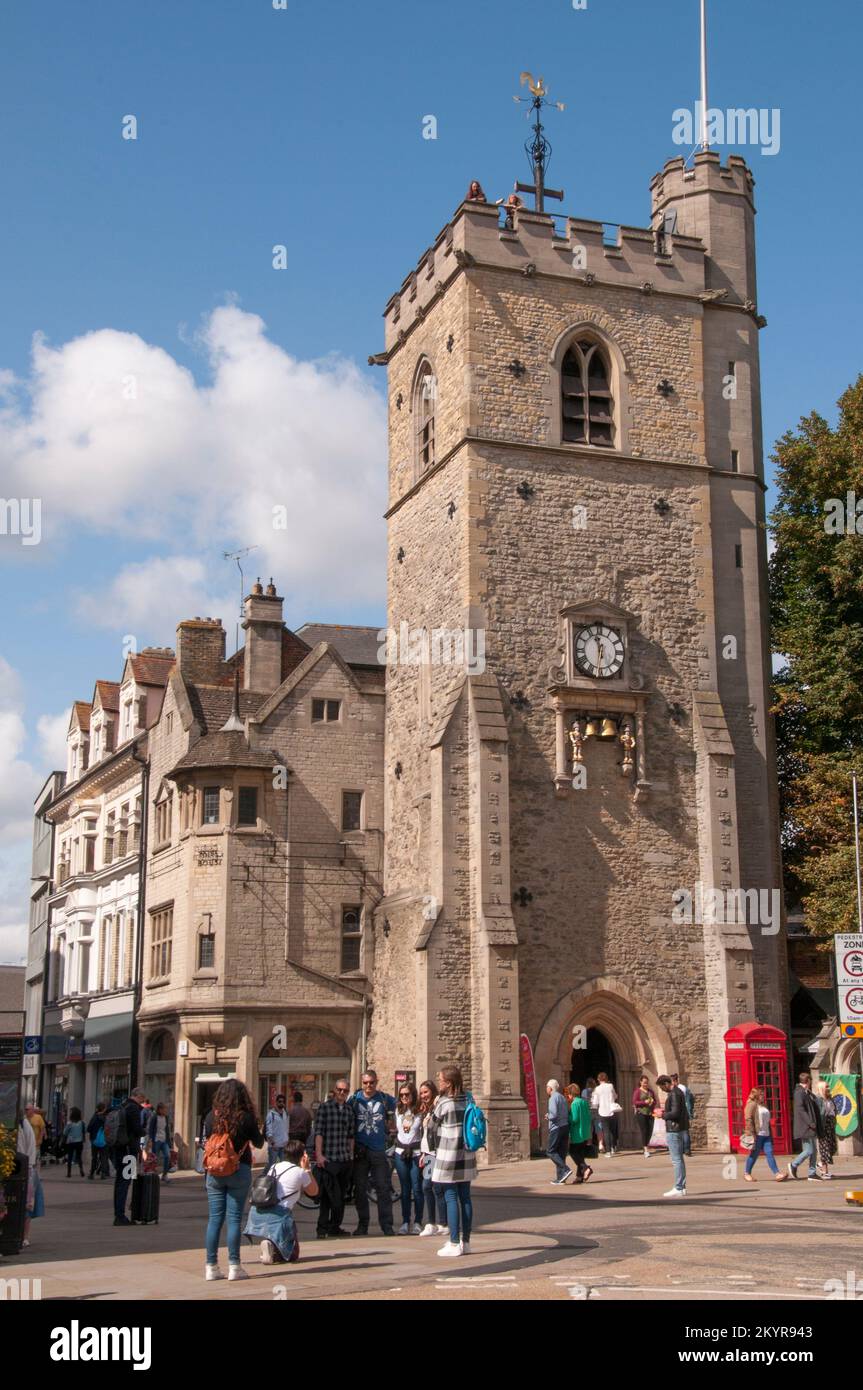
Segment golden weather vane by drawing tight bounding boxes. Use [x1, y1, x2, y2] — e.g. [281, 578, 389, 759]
[512, 72, 565, 213]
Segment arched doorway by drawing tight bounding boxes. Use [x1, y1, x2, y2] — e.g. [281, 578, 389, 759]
[570, 1026, 616, 1088]
[534, 978, 676, 1151]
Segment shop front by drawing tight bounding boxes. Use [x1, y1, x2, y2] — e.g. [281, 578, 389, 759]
[82, 1009, 134, 1114]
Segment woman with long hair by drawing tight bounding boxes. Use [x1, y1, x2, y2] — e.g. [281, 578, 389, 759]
[590, 1072, 619, 1157]
[430, 1065, 476, 1258]
[742, 1087, 788, 1182]
[816, 1081, 837, 1178]
[393, 1081, 424, 1234]
[632, 1075, 657, 1158]
[202, 1079, 265, 1280]
[418, 1079, 448, 1237]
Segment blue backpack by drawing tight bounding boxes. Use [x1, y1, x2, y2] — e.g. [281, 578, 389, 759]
[463, 1093, 487, 1152]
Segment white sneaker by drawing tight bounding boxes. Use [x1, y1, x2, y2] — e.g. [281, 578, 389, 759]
[411, 1223, 423, 1234]
[398, 1222, 410, 1235]
[419, 1224, 437, 1237]
[205, 1265, 225, 1280]
[434, 1224, 448, 1235]
[437, 1241, 462, 1257]
[259, 1240, 274, 1264]
[460, 1240, 471, 1254]
[603, 1151, 612, 1158]
[663, 1188, 686, 1198]
[228, 1264, 250, 1280]
[643, 1149, 652, 1158]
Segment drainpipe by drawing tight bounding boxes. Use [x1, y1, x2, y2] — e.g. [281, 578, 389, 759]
[129, 742, 149, 1092]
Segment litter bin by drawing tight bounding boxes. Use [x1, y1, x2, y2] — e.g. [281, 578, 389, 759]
[0, 1154, 29, 1255]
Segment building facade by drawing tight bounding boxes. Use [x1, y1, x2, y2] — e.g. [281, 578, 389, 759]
[135, 587, 385, 1161]
[369, 150, 787, 1159]
[40, 651, 172, 1126]
[21, 772, 64, 1104]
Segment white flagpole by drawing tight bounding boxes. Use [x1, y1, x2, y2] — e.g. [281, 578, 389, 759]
[699, 0, 709, 150]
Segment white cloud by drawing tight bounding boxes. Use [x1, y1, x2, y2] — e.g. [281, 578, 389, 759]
[0, 659, 45, 962]
[36, 709, 71, 771]
[75, 555, 236, 639]
[1, 305, 388, 615]
[0, 658, 40, 843]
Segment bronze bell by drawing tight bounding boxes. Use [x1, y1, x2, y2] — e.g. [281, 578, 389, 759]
[599, 717, 618, 739]
[584, 717, 600, 739]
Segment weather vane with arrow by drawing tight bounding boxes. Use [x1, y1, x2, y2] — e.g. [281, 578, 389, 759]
[512, 72, 565, 214]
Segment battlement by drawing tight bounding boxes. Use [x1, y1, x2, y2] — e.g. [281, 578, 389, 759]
[382, 198, 709, 354]
[651, 151, 756, 218]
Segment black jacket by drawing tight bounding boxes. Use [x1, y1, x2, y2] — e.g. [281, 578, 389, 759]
[663, 1086, 690, 1133]
[792, 1085, 822, 1141]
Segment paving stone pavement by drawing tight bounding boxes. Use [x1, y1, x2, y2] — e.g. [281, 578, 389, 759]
[4, 1152, 862, 1302]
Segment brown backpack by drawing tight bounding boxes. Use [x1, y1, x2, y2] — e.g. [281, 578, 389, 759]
[204, 1128, 241, 1177]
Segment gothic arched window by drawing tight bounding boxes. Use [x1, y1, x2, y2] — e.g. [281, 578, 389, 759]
[414, 359, 437, 475]
[561, 339, 614, 447]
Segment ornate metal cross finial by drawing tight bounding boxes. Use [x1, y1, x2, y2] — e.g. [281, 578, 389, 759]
[512, 71, 565, 214]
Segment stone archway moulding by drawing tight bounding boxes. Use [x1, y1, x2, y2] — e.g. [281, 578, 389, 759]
[533, 976, 678, 1087]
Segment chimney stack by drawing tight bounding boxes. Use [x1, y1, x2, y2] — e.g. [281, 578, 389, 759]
[175, 618, 226, 684]
[242, 578, 285, 692]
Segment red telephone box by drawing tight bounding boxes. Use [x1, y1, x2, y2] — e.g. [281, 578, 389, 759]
[723, 1022, 791, 1154]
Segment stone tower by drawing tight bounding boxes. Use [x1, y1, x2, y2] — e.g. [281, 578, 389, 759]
[370, 149, 786, 1157]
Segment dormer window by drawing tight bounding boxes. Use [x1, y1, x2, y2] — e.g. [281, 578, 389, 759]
[414, 359, 436, 475]
[91, 724, 102, 761]
[121, 699, 133, 742]
[561, 339, 614, 447]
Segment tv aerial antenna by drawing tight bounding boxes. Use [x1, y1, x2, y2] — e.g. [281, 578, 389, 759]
[223, 545, 260, 656]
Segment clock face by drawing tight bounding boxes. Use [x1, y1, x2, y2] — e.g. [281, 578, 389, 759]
[574, 623, 625, 679]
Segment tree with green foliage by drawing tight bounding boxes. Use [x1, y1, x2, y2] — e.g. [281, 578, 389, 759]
[769, 375, 863, 939]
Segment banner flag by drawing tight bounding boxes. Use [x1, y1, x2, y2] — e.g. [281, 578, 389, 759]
[520, 1033, 540, 1131]
[822, 1074, 859, 1137]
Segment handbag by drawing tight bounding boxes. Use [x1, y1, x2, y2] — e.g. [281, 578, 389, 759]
[739, 1133, 755, 1150]
[610, 1102, 623, 1115]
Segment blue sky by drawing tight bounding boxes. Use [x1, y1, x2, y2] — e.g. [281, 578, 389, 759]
[0, 0, 861, 957]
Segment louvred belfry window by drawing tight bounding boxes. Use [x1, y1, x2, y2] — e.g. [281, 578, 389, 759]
[561, 339, 614, 447]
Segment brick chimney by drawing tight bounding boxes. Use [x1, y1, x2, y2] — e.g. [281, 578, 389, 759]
[242, 578, 285, 692]
[175, 618, 226, 684]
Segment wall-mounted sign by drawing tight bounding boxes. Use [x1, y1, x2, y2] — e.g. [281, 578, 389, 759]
[24, 1036, 42, 1055]
[196, 847, 223, 867]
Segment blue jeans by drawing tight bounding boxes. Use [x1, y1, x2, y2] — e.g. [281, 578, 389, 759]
[422, 1162, 446, 1226]
[267, 1145, 286, 1167]
[745, 1135, 779, 1176]
[205, 1166, 252, 1265]
[441, 1181, 472, 1244]
[393, 1152, 424, 1226]
[666, 1131, 687, 1190]
[791, 1136, 818, 1177]
[547, 1126, 570, 1179]
[152, 1140, 171, 1177]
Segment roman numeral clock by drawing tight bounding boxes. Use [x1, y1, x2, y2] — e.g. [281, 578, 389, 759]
[546, 601, 650, 799]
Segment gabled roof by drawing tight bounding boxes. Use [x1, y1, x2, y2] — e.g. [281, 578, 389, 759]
[69, 701, 92, 733]
[92, 680, 120, 713]
[127, 651, 175, 686]
[253, 641, 364, 725]
[296, 624, 383, 668]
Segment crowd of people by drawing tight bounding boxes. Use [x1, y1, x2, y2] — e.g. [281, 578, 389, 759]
[6, 1065, 845, 1273]
[545, 1068, 841, 1198]
[199, 1065, 477, 1279]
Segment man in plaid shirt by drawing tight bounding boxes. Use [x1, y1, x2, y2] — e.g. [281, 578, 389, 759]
[313, 1079, 355, 1239]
